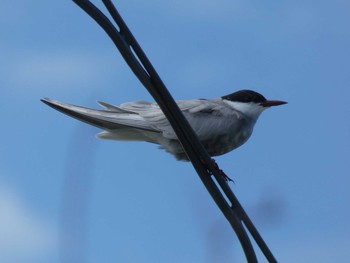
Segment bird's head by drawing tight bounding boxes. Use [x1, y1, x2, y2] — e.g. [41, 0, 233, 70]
[222, 90, 287, 120]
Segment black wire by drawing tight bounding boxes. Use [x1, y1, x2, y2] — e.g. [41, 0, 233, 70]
[71, 1, 277, 262]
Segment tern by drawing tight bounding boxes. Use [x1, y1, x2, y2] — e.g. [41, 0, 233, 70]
[41, 90, 287, 160]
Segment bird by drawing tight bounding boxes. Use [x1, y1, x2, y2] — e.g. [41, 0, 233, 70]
[41, 90, 287, 161]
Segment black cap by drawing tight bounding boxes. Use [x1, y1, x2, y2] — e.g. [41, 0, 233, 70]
[222, 90, 266, 103]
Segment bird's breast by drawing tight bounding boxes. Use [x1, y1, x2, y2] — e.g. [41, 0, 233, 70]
[201, 122, 253, 156]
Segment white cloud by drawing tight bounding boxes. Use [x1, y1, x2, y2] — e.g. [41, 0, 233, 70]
[0, 184, 58, 263]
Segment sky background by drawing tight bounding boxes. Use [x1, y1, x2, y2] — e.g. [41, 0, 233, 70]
[1, 0, 349, 262]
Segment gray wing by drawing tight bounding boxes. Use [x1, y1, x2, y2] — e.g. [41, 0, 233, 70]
[41, 98, 157, 132]
[119, 99, 241, 140]
[42, 97, 241, 141]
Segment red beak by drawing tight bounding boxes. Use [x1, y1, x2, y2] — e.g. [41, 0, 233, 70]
[260, 100, 287, 107]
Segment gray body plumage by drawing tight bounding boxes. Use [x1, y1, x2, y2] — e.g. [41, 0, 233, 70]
[42, 97, 261, 160]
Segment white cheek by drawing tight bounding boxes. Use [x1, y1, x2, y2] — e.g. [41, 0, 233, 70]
[223, 100, 265, 118]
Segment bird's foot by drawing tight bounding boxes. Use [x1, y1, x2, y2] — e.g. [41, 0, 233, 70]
[218, 169, 235, 183]
[210, 159, 235, 184]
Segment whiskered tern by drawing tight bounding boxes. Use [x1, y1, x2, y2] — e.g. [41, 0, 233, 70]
[41, 90, 287, 160]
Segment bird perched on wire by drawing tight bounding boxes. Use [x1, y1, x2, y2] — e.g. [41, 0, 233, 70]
[41, 90, 286, 161]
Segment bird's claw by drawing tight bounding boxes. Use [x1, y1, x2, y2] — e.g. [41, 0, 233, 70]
[210, 159, 235, 184]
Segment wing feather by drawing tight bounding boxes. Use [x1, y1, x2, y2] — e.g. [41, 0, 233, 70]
[114, 99, 237, 140]
[44, 98, 240, 141]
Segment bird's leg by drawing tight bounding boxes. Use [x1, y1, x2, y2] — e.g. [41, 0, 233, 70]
[210, 159, 235, 183]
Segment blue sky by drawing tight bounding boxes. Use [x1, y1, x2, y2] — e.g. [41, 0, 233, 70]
[1, 0, 349, 262]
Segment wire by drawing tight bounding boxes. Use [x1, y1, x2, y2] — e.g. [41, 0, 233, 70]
[71, 1, 277, 262]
